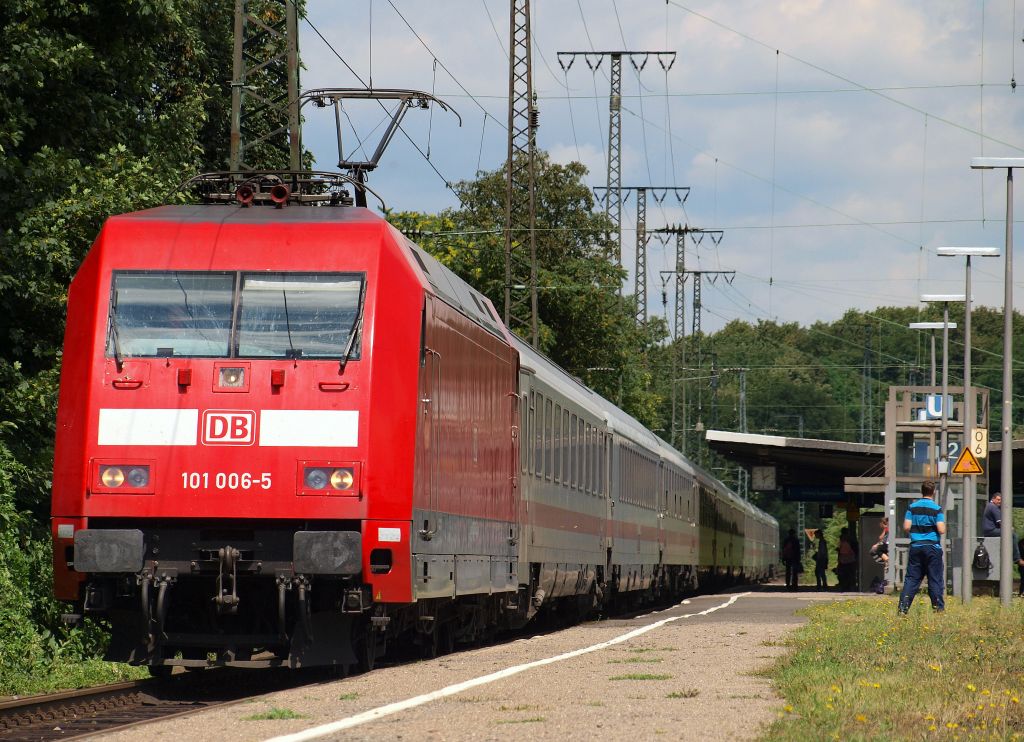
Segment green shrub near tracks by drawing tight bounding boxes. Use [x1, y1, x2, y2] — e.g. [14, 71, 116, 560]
[765, 597, 1024, 741]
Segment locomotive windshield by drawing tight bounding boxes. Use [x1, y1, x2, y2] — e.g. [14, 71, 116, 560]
[107, 271, 364, 359]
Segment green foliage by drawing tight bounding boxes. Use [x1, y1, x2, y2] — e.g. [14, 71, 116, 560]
[0, 0, 235, 693]
[244, 707, 307, 721]
[390, 153, 668, 430]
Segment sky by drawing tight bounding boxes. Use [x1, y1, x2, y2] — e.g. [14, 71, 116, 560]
[297, 1, 1024, 337]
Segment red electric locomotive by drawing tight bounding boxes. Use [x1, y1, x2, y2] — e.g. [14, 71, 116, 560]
[51, 178, 519, 669]
[52, 175, 777, 672]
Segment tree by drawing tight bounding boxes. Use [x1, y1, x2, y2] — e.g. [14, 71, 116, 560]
[389, 153, 668, 429]
[0, 0, 236, 516]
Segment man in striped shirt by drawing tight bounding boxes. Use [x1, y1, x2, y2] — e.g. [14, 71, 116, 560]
[898, 480, 946, 614]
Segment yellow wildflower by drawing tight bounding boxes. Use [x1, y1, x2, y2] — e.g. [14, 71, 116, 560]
[856, 714, 867, 723]
[982, 689, 991, 696]
[967, 684, 977, 692]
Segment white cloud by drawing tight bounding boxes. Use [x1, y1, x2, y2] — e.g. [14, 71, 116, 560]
[299, 0, 1023, 330]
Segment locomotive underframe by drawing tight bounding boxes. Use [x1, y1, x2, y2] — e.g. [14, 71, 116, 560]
[72, 519, 383, 668]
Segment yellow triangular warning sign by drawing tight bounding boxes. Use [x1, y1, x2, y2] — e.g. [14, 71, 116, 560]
[953, 447, 984, 475]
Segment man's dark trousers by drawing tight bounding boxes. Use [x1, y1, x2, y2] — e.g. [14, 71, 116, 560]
[898, 545, 945, 612]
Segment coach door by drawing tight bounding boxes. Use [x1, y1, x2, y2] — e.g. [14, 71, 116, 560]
[657, 461, 667, 560]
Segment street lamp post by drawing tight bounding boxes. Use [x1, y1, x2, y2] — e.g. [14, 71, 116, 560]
[920, 295, 966, 583]
[909, 322, 956, 387]
[971, 156, 1023, 607]
[937, 246, 1000, 604]
[917, 298, 962, 597]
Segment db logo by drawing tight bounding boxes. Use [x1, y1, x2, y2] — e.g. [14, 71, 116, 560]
[202, 410, 256, 446]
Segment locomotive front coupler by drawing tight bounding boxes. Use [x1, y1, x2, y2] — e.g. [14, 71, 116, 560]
[213, 546, 241, 614]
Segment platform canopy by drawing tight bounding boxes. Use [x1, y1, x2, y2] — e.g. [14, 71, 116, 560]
[705, 430, 1024, 505]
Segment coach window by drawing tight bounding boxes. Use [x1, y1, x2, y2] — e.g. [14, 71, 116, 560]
[553, 404, 562, 484]
[544, 398, 553, 480]
[576, 418, 584, 488]
[533, 393, 542, 478]
[565, 407, 573, 483]
[521, 392, 529, 474]
[583, 423, 591, 494]
[569, 414, 578, 489]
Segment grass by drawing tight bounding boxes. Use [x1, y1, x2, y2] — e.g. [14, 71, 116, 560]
[243, 707, 307, 721]
[496, 717, 546, 724]
[1, 659, 148, 697]
[338, 692, 359, 700]
[609, 673, 673, 681]
[765, 596, 1024, 741]
[609, 657, 663, 664]
[667, 689, 701, 699]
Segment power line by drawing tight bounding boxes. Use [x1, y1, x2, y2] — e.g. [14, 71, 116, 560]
[295, 3, 466, 205]
[665, 0, 1024, 154]
[385, 0, 507, 130]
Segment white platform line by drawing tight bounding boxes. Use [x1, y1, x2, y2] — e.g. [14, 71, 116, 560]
[265, 592, 749, 742]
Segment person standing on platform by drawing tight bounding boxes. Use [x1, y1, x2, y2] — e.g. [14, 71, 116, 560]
[781, 528, 801, 590]
[813, 529, 829, 589]
[982, 493, 1003, 536]
[898, 480, 946, 615]
[980, 492, 1024, 574]
[837, 529, 857, 591]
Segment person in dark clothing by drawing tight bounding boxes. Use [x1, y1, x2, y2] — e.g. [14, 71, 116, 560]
[837, 528, 857, 591]
[813, 529, 829, 589]
[980, 492, 1024, 569]
[1019, 536, 1024, 598]
[898, 480, 946, 614]
[982, 493, 1002, 536]
[781, 529, 801, 590]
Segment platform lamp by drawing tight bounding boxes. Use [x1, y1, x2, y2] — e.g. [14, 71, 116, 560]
[919, 295, 966, 577]
[970, 157, 1023, 607]
[908, 321, 956, 388]
[937, 246, 1000, 604]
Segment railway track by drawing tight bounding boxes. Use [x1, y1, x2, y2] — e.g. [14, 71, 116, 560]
[0, 669, 328, 742]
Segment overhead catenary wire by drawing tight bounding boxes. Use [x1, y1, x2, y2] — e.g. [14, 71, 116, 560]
[665, 0, 1024, 154]
[295, 2, 467, 205]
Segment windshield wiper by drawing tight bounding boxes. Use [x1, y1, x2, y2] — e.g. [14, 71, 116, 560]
[109, 299, 124, 371]
[281, 289, 297, 359]
[339, 281, 366, 374]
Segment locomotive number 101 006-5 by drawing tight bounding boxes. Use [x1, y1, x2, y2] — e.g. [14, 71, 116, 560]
[181, 472, 273, 490]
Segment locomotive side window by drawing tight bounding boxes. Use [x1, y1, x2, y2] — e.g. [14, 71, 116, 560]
[107, 272, 234, 358]
[238, 273, 363, 359]
[107, 271, 365, 360]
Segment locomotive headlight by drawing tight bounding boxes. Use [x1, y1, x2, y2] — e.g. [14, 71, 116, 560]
[126, 466, 150, 488]
[299, 462, 360, 496]
[219, 367, 246, 387]
[100, 467, 125, 488]
[304, 467, 330, 490]
[330, 468, 354, 490]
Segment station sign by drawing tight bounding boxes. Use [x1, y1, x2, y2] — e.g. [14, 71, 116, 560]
[971, 428, 988, 459]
